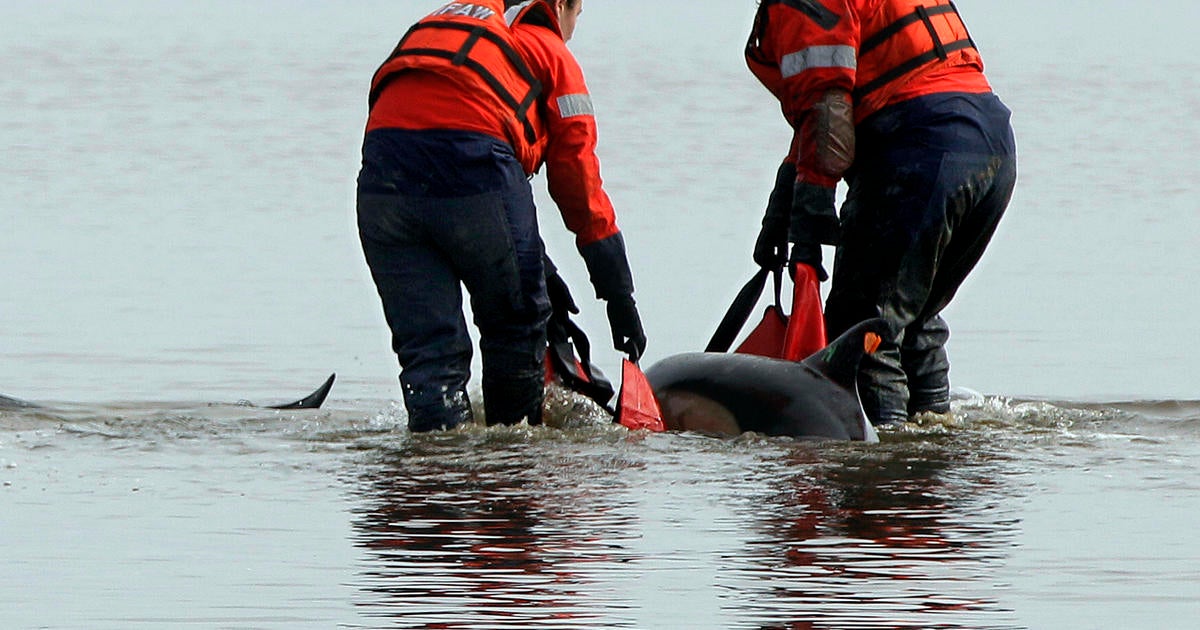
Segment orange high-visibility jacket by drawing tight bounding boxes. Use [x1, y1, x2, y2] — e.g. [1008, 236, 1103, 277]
[367, 0, 618, 247]
[746, 0, 992, 187]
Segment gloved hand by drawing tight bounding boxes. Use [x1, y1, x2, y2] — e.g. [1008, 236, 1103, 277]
[753, 219, 787, 269]
[577, 233, 644, 359]
[606, 296, 647, 362]
[788, 181, 840, 281]
[752, 161, 794, 269]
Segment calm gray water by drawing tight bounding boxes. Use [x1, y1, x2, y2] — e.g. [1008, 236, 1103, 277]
[3, 1, 1200, 628]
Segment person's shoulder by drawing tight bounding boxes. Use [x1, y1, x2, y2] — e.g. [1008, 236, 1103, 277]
[512, 21, 578, 75]
[512, 20, 566, 52]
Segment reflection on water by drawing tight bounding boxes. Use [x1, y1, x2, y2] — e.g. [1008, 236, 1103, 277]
[347, 427, 645, 628]
[341, 397, 1038, 629]
[4, 394, 1200, 628]
[723, 443, 1022, 629]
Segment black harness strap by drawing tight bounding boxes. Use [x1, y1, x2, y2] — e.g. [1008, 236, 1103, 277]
[369, 19, 543, 144]
[853, 3, 976, 101]
[776, 0, 840, 31]
[948, 1, 977, 51]
[452, 25, 487, 66]
[409, 22, 540, 85]
[853, 38, 974, 100]
[914, 6, 948, 60]
[859, 3, 958, 56]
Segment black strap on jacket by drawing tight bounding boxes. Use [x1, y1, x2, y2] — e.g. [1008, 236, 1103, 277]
[854, 2, 976, 101]
[369, 20, 543, 144]
[775, 0, 840, 31]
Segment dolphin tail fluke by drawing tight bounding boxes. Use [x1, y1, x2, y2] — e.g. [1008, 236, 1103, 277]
[801, 318, 888, 391]
[268, 373, 336, 410]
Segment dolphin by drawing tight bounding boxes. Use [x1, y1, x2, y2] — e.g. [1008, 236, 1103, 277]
[0, 374, 337, 411]
[643, 318, 889, 441]
[0, 394, 38, 410]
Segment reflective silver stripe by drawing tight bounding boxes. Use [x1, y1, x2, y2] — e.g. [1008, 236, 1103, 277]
[504, 1, 533, 25]
[556, 93, 595, 118]
[780, 45, 856, 79]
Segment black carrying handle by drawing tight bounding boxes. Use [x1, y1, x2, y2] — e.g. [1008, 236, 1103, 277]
[547, 314, 617, 408]
[705, 266, 784, 352]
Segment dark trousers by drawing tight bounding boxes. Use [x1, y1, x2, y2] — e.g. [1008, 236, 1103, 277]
[825, 92, 1017, 425]
[356, 129, 550, 432]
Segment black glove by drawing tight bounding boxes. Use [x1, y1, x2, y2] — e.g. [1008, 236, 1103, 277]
[579, 233, 635, 301]
[578, 233, 645, 360]
[790, 181, 840, 245]
[606, 296, 646, 362]
[753, 219, 787, 270]
[788, 181, 840, 281]
[789, 243, 828, 282]
[753, 161, 794, 269]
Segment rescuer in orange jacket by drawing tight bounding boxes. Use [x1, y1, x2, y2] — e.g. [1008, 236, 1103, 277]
[357, 0, 646, 432]
[746, 0, 1017, 425]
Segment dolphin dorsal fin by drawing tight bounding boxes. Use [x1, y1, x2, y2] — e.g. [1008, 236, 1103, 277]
[800, 318, 889, 390]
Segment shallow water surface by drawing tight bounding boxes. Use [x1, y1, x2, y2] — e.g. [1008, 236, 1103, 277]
[5, 394, 1200, 628]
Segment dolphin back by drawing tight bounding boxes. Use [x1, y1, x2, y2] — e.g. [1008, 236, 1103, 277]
[644, 350, 875, 441]
[644, 318, 889, 441]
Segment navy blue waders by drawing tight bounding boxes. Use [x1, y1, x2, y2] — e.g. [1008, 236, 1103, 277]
[357, 128, 551, 432]
[824, 91, 1017, 425]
